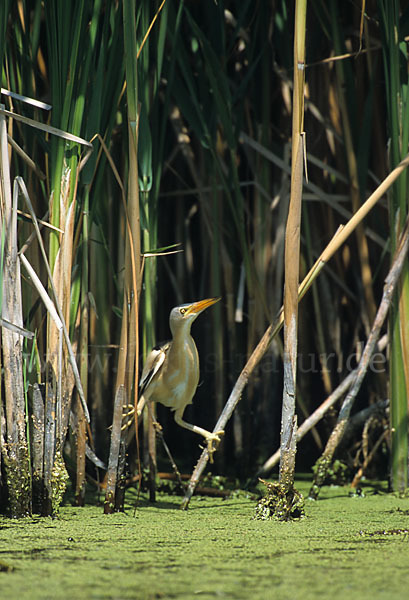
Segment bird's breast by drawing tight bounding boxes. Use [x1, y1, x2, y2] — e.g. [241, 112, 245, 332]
[152, 337, 200, 409]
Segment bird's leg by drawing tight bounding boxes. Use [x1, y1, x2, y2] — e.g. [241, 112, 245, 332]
[146, 403, 162, 432]
[136, 396, 146, 418]
[174, 408, 224, 462]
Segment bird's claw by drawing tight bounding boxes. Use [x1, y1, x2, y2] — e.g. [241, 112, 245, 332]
[202, 430, 224, 463]
[152, 420, 163, 433]
[107, 404, 135, 432]
[121, 404, 135, 430]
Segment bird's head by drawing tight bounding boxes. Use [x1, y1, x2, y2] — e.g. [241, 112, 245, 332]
[169, 297, 220, 335]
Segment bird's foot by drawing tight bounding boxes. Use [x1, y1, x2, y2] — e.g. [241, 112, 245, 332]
[109, 400, 145, 431]
[121, 404, 135, 430]
[202, 430, 224, 463]
[107, 404, 135, 432]
[152, 419, 163, 433]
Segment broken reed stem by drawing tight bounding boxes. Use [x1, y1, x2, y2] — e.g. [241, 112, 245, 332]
[19, 252, 64, 439]
[30, 383, 45, 512]
[0, 106, 31, 517]
[181, 149, 409, 510]
[43, 377, 56, 515]
[309, 216, 409, 500]
[75, 189, 90, 506]
[280, 133, 304, 489]
[104, 384, 127, 513]
[114, 436, 127, 512]
[75, 396, 87, 507]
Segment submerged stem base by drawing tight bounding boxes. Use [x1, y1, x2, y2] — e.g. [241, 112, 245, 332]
[254, 479, 305, 521]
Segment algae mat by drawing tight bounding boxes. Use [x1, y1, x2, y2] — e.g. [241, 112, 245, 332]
[0, 481, 409, 599]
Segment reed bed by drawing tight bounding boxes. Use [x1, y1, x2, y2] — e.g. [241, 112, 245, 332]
[0, 1, 408, 517]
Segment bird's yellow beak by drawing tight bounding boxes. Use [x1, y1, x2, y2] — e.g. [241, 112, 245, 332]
[186, 297, 220, 316]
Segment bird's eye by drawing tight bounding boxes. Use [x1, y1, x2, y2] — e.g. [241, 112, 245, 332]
[180, 308, 186, 315]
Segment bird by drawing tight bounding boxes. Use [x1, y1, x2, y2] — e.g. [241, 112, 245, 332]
[137, 297, 224, 459]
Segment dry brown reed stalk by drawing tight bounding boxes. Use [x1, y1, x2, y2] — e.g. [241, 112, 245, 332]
[121, 116, 141, 408]
[0, 105, 31, 517]
[309, 216, 409, 500]
[19, 252, 63, 513]
[75, 394, 87, 506]
[279, 0, 307, 494]
[75, 186, 91, 506]
[30, 383, 45, 511]
[89, 131, 142, 511]
[103, 0, 147, 512]
[48, 168, 75, 437]
[104, 385, 127, 513]
[17, 177, 90, 423]
[181, 150, 409, 510]
[17, 167, 92, 513]
[2, 102, 94, 458]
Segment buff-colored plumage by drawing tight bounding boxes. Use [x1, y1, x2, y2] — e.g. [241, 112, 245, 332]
[137, 298, 223, 456]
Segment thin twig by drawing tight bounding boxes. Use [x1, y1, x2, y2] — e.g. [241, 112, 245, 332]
[149, 412, 185, 490]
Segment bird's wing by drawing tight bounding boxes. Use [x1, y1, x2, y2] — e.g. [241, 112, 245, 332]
[139, 341, 171, 396]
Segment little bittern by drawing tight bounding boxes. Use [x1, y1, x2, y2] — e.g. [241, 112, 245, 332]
[138, 297, 224, 457]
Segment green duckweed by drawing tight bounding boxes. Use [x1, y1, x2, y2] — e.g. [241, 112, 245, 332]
[0, 480, 408, 599]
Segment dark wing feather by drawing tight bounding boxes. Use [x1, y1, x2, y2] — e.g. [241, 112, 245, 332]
[139, 340, 171, 396]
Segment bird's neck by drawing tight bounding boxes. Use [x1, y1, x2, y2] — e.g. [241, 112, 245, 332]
[171, 322, 193, 345]
[169, 325, 197, 371]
